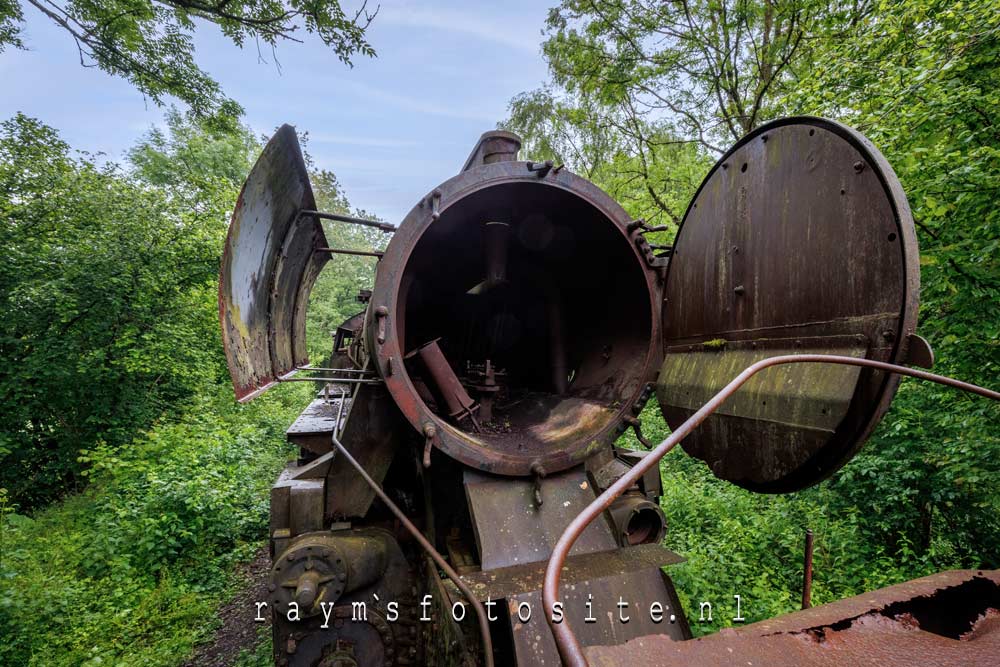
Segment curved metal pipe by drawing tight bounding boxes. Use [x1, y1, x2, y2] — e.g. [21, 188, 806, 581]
[543, 354, 1000, 666]
[329, 386, 494, 666]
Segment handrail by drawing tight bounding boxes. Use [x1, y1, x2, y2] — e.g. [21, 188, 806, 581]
[327, 386, 495, 666]
[542, 354, 1000, 666]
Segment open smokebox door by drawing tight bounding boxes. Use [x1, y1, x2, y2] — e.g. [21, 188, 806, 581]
[656, 117, 926, 492]
[219, 125, 329, 402]
[372, 133, 663, 476]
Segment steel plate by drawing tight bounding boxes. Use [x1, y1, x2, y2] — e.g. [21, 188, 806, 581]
[658, 117, 920, 491]
[219, 125, 329, 402]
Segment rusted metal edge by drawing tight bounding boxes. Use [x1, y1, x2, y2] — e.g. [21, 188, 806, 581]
[543, 355, 1000, 667]
[300, 209, 396, 233]
[371, 159, 665, 476]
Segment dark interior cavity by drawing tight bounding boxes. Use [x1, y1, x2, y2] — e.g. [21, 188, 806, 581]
[398, 181, 652, 455]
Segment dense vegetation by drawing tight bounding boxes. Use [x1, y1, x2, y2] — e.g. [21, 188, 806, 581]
[507, 0, 1000, 633]
[1, 0, 998, 663]
[0, 113, 374, 664]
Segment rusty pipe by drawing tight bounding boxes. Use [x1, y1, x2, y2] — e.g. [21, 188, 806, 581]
[329, 399, 494, 666]
[300, 209, 396, 233]
[316, 247, 385, 258]
[802, 528, 814, 609]
[543, 354, 1000, 667]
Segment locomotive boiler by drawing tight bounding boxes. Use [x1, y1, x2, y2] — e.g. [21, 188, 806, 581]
[219, 117, 1000, 666]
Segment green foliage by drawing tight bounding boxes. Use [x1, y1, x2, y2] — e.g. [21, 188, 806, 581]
[503, 88, 710, 235]
[233, 627, 274, 667]
[621, 406, 958, 636]
[304, 166, 388, 362]
[0, 111, 368, 664]
[4, 0, 376, 126]
[0, 382, 305, 667]
[524, 0, 1000, 633]
[783, 0, 1000, 566]
[0, 0, 23, 51]
[0, 112, 258, 508]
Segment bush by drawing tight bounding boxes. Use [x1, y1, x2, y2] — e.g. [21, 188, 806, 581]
[619, 404, 964, 636]
[0, 383, 305, 667]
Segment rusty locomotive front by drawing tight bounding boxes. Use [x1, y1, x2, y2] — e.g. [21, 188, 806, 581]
[218, 118, 1000, 666]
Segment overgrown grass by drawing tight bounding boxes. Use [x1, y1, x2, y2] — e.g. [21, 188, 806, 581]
[0, 383, 306, 667]
[622, 405, 965, 636]
[0, 382, 985, 662]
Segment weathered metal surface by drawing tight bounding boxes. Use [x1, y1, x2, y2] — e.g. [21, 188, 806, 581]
[585, 570, 1000, 667]
[905, 333, 935, 368]
[544, 355, 1000, 666]
[269, 531, 389, 617]
[464, 466, 617, 570]
[328, 419, 495, 666]
[219, 125, 328, 402]
[285, 393, 352, 455]
[659, 337, 866, 484]
[370, 158, 662, 476]
[508, 569, 690, 666]
[324, 383, 406, 519]
[461, 130, 522, 172]
[450, 543, 683, 602]
[802, 528, 814, 609]
[408, 338, 479, 420]
[219, 120, 1000, 667]
[607, 493, 667, 546]
[270, 527, 416, 667]
[659, 117, 921, 492]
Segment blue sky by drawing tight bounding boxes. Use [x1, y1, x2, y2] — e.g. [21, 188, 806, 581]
[0, 1, 552, 221]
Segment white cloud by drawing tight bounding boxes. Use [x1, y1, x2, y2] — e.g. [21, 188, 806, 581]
[379, 6, 541, 55]
[334, 78, 500, 123]
[308, 133, 420, 148]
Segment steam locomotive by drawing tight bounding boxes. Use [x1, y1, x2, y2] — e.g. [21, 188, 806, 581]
[219, 117, 998, 666]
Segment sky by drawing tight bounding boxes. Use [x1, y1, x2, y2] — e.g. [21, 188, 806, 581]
[0, 1, 553, 222]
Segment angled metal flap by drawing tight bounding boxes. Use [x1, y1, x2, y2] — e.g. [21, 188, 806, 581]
[219, 125, 329, 402]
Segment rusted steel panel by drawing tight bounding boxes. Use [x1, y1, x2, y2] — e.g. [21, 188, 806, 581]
[659, 337, 866, 484]
[464, 466, 617, 570]
[324, 383, 406, 519]
[285, 395, 352, 455]
[585, 569, 1000, 667]
[218, 124, 328, 402]
[451, 543, 683, 602]
[659, 117, 920, 491]
[509, 569, 689, 665]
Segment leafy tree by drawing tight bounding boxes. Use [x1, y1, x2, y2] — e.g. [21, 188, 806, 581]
[510, 0, 1000, 605]
[504, 88, 709, 230]
[540, 0, 848, 152]
[784, 0, 1000, 564]
[0, 112, 257, 507]
[506, 0, 833, 228]
[304, 167, 389, 361]
[1, 0, 377, 126]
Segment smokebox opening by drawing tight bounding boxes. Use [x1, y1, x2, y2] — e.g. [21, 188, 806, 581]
[396, 181, 653, 460]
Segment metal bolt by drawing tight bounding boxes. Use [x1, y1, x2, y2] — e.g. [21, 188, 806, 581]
[734, 285, 745, 295]
[853, 161, 865, 173]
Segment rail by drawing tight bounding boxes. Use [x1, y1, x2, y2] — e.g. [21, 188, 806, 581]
[542, 354, 1000, 666]
[327, 386, 495, 666]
